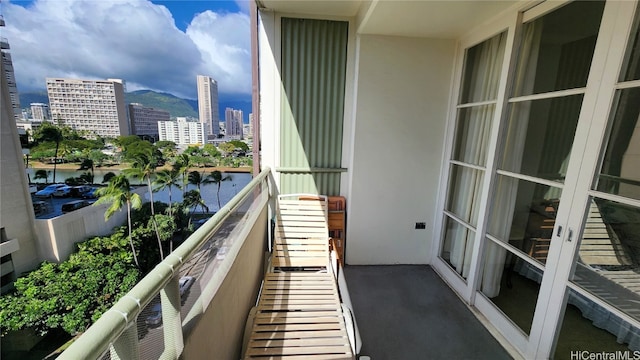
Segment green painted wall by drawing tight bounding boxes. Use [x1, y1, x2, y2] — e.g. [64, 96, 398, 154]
[279, 18, 348, 195]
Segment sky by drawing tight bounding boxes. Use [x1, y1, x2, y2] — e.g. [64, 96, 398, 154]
[0, 0, 251, 100]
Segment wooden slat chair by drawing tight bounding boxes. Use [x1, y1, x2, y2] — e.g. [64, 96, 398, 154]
[271, 195, 330, 269]
[243, 194, 355, 360]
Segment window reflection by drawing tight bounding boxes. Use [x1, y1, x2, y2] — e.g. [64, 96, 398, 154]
[554, 289, 639, 359]
[480, 240, 542, 335]
[513, 1, 605, 96]
[446, 165, 482, 226]
[488, 175, 562, 265]
[596, 88, 640, 201]
[441, 217, 475, 280]
[572, 198, 640, 324]
[500, 95, 583, 181]
[452, 106, 495, 167]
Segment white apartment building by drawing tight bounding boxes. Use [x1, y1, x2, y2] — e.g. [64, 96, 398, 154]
[158, 117, 205, 145]
[196, 75, 220, 137]
[225, 107, 243, 139]
[128, 103, 169, 141]
[30, 103, 50, 121]
[46, 78, 129, 138]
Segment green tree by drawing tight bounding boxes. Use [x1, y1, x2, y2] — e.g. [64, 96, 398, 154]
[94, 175, 142, 267]
[124, 150, 164, 261]
[218, 142, 235, 156]
[78, 158, 94, 184]
[32, 123, 63, 183]
[183, 189, 209, 222]
[207, 170, 232, 210]
[154, 168, 182, 218]
[34, 169, 50, 183]
[0, 234, 139, 337]
[174, 153, 193, 197]
[228, 140, 249, 152]
[102, 171, 116, 183]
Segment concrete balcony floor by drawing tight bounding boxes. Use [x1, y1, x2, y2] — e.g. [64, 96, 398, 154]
[344, 265, 515, 360]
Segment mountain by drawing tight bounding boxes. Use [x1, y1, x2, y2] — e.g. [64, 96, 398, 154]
[125, 90, 198, 118]
[19, 90, 252, 122]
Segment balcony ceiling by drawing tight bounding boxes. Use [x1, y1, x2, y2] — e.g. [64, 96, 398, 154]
[258, 0, 519, 39]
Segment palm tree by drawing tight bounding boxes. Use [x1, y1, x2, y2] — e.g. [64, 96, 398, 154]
[34, 125, 63, 183]
[153, 167, 182, 253]
[124, 150, 164, 261]
[174, 153, 193, 197]
[94, 174, 142, 267]
[34, 169, 50, 183]
[78, 158, 94, 184]
[153, 168, 182, 218]
[102, 172, 116, 183]
[188, 170, 207, 191]
[183, 189, 209, 227]
[207, 170, 232, 210]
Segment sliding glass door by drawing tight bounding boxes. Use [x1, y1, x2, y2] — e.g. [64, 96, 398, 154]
[436, 1, 640, 358]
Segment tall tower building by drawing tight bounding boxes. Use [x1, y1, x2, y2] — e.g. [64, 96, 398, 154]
[225, 107, 244, 139]
[128, 103, 169, 141]
[46, 78, 129, 138]
[196, 75, 220, 137]
[1, 14, 22, 121]
[30, 103, 50, 121]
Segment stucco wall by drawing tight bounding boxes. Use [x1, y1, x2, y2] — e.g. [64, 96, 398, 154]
[346, 35, 455, 264]
[33, 188, 145, 263]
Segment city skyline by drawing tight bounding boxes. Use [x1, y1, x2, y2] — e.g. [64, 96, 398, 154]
[0, 0, 251, 100]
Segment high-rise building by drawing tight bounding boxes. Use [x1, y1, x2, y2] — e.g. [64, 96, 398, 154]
[30, 103, 50, 121]
[46, 78, 129, 138]
[158, 117, 205, 145]
[128, 103, 169, 141]
[225, 107, 244, 139]
[1, 15, 22, 122]
[1, 43, 40, 294]
[196, 75, 220, 137]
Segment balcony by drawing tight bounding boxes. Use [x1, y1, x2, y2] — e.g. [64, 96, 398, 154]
[0, 37, 9, 50]
[58, 168, 513, 359]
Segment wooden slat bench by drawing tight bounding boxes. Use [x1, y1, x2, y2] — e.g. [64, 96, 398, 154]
[243, 195, 355, 360]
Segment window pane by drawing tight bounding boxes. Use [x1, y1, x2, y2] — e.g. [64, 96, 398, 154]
[554, 289, 639, 359]
[441, 217, 475, 280]
[488, 175, 562, 266]
[571, 198, 640, 324]
[452, 105, 495, 166]
[500, 95, 583, 181]
[596, 88, 640, 200]
[513, 1, 605, 96]
[446, 165, 483, 226]
[460, 32, 506, 103]
[620, 5, 640, 82]
[480, 240, 542, 335]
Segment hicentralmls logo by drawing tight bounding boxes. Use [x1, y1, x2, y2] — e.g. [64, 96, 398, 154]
[570, 351, 640, 360]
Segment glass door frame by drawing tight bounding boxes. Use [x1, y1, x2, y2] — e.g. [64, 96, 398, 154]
[432, 1, 639, 358]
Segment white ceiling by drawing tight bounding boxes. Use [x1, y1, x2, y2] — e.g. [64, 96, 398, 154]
[258, 0, 518, 39]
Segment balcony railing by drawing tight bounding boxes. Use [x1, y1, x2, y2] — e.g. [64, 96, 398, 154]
[59, 168, 272, 359]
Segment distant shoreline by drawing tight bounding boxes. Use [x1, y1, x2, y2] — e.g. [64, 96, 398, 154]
[29, 161, 252, 174]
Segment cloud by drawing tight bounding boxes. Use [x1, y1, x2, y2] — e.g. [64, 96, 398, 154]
[2, 0, 251, 99]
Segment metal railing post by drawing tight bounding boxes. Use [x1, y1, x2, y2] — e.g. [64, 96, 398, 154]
[109, 323, 140, 360]
[160, 275, 184, 359]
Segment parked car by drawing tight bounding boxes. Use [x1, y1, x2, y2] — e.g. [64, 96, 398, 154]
[35, 184, 66, 198]
[81, 187, 99, 199]
[70, 185, 91, 197]
[145, 303, 162, 327]
[32, 201, 49, 215]
[61, 200, 90, 213]
[52, 185, 73, 197]
[179, 276, 195, 297]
